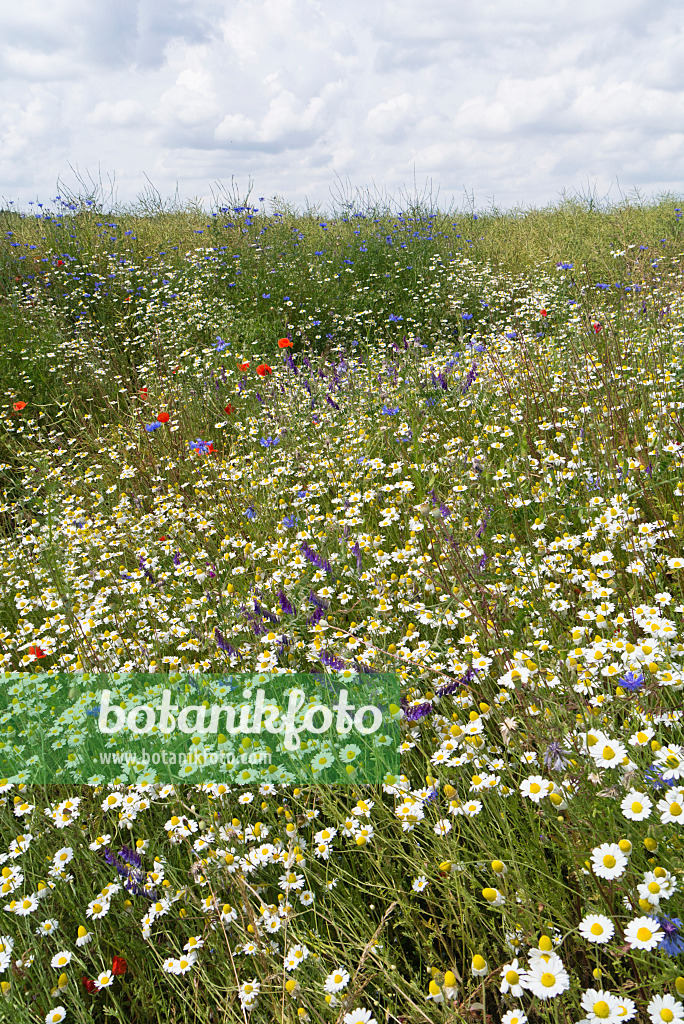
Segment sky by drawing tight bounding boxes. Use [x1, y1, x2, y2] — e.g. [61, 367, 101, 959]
[2, 0, 683, 218]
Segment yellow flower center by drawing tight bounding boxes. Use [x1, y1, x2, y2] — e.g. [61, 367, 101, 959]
[540, 972, 556, 988]
[636, 926, 652, 942]
[590, 923, 604, 935]
[594, 1001, 610, 1018]
[530, 783, 541, 794]
[670, 802, 682, 816]
[602, 855, 616, 868]
[505, 970, 519, 985]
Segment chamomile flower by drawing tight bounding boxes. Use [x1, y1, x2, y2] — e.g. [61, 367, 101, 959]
[590, 843, 628, 880]
[647, 994, 684, 1024]
[524, 956, 570, 999]
[578, 913, 615, 944]
[580, 988, 622, 1024]
[324, 967, 351, 993]
[621, 789, 653, 821]
[343, 1010, 377, 1024]
[624, 916, 664, 951]
[500, 959, 526, 997]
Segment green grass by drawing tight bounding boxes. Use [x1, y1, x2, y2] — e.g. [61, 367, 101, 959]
[0, 184, 684, 1023]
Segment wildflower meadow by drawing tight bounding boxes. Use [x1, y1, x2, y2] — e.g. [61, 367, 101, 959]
[2, 181, 684, 1023]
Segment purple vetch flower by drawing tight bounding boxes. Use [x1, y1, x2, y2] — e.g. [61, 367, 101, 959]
[301, 543, 334, 576]
[404, 700, 433, 722]
[319, 651, 346, 671]
[435, 665, 479, 698]
[307, 602, 325, 626]
[308, 590, 329, 610]
[477, 554, 488, 572]
[543, 741, 572, 771]
[475, 507, 492, 539]
[351, 542, 363, 572]
[327, 395, 339, 410]
[173, 551, 181, 567]
[139, 557, 155, 584]
[461, 362, 478, 394]
[214, 628, 241, 657]
[254, 600, 279, 624]
[277, 590, 294, 615]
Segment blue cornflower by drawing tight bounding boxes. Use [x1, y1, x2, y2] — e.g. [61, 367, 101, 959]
[215, 336, 228, 351]
[145, 421, 162, 432]
[388, 313, 403, 322]
[620, 670, 644, 692]
[262, 293, 270, 298]
[557, 261, 573, 270]
[259, 437, 278, 447]
[657, 916, 684, 956]
[381, 405, 399, 415]
[245, 506, 257, 520]
[189, 438, 212, 454]
[461, 312, 473, 320]
[281, 515, 297, 529]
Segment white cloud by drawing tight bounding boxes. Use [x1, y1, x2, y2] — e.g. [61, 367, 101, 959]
[0, 0, 682, 213]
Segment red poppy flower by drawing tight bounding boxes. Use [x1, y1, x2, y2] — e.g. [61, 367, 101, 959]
[29, 645, 46, 658]
[540, 308, 547, 317]
[172, 366, 179, 375]
[278, 337, 293, 348]
[159, 536, 166, 542]
[238, 361, 250, 371]
[256, 364, 272, 377]
[57, 260, 64, 266]
[139, 388, 148, 400]
[13, 401, 27, 412]
[82, 976, 98, 993]
[224, 403, 235, 415]
[157, 412, 169, 423]
[592, 322, 602, 333]
[111, 956, 127, 976]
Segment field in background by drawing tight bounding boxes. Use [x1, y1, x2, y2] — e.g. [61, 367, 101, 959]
[0, 182, 684, 1023]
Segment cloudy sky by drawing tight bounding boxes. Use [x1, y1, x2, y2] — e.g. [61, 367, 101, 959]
[2, 0, 683, 217]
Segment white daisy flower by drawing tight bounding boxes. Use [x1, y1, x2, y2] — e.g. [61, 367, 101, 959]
[578, 913, 615, 944]
[624, 916, 664, 951]
[324, 967, 351, 993]
[590, 843, 628, 880]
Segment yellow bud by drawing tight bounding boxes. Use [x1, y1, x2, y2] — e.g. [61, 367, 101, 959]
[644, 837, 658, 852]
[429, 980, 441, 996]
[593, 967, 602, 980]
[472, 955, 486, 972]
[539, 935, 553, 951]
[491, 860, 505, 874]
[618, 839, 632, 854]
[675, 977, 684, 997]
[651, 740, 662, 752]
[285, 979, 297, 993]
[439, 861, 452, 873]
[482, 888, 498, 902]
[444, 971, 457, 988]
[443, 784, 457, 798]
